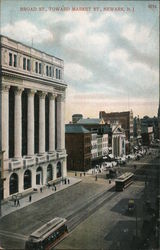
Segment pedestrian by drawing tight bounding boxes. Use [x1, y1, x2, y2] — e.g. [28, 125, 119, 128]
[40, 187, 42, 193]
[84, 172, 85, 176]
[75, 172, 77, 176]
[17, 199, 20, 206]
[55, 185, 57, 191]
[68, 179, 70, 184]
[65, 178, 67, 184]
[29, 195, 32, 202]
[14, 198, 16, 206]
[109, 179, 111, 184]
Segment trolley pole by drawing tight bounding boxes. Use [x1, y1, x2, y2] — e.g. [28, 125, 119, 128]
[135, 204, 138, 243]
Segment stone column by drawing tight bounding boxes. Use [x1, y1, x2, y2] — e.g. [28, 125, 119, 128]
[62, 158, 67, 178]
[48, 93, 56, 152]
[57, 94, 65, 151]
[14, 87, 23, 158]
[27, 89, 36, 156]
[0, 84, 10, 159]
[39, 91, 46, 154]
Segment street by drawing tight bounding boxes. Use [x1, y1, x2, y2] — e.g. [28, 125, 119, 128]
[0, 150, 159, 250]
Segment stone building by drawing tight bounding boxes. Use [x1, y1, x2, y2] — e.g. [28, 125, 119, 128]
[111, 123, 126, 157]
[99, 110, 133, 154]
[0, 35, 67, 200]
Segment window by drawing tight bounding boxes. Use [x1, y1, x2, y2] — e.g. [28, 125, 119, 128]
[46, 65, 49, 76]
[39, 63, 42, 74]
[56, 68, 58, 79]
[49, 66, 52, 77]
[35, 62, 38, 73]
[23, 57, 26, 70]
[13, 55, 17, 67]
[9, 53, 12, 66]
[59, 69, 61, 79]
[27, 59, 30, 71]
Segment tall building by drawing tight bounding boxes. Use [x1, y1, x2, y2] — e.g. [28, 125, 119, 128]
[158, 78, 160, 118]
[0, 35, 67, 199]
[158, 79, 160, 139]
[99, 110, 133, 153]
[65, 124, 91, 171]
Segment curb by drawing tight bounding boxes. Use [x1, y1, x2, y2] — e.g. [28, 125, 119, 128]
[1, 179, 82, 218]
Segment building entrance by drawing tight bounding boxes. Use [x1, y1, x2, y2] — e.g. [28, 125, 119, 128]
[36, 167, 43, 185]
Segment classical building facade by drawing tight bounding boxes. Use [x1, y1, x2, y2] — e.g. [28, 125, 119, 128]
[99, 110, 133, 154]
[0, 35, 67, 199]
[111, 123, 126, 157]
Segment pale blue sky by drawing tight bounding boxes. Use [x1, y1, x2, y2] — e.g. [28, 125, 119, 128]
[0, 0, 159, 122]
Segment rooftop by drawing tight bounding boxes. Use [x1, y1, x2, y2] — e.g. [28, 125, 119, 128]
[65, 124, 90, 134]
[77, 118, 105, 125]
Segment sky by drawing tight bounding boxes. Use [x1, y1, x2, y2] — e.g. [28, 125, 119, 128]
[0, 0, 159, 122]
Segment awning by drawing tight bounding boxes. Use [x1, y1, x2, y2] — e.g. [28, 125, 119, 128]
[103, 156, 107, 159]
[108, 154, 114, 159]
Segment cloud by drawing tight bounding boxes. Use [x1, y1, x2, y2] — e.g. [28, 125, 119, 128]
[2, 20, 54, 44]
[1, 4, 159, 120]
[65, 63, 92, 81]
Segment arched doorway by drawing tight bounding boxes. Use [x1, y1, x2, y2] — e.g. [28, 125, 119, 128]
[36, 166, 43, 185]
[24, 170, 32, 190]
[47, 164, 53, 182]
[9, 173, 18, 195]
[57, 162, 62, 178]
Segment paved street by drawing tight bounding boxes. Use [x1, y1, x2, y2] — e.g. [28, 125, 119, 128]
[0, 173, 114, 249]
[0, 150, 159, 250]
[55, 151, 160, 250]
[55, 180, 144, 250]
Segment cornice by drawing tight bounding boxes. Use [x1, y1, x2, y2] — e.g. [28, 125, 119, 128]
[0, 35, 64, 66]
[1, 69, 67, 91]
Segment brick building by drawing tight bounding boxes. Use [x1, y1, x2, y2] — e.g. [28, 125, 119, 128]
[65, 124, 91, 171]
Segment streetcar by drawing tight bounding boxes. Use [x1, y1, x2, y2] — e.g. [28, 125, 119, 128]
[115, 172, 134, 191]
[25, 217, 68, 250]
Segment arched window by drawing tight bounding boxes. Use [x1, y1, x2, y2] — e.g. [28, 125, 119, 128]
[47, 164, 53, 182]
[24, 170, 32, 190]
[9, 173, 18, 195]
[57, 162, 62, 178]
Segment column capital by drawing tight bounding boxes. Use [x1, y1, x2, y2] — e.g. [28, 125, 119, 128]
[0, 84, 10, 92]
[57, 93, 65, 102]
[48, 93, 57, 100]
[38, 91, 47, 99]
[27, 89, 37, 97]
[15, 86, 24, 95]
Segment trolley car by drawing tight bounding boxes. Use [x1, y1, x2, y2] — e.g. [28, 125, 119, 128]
[25, 217, 68, 250]
[115, 172, 134, 191]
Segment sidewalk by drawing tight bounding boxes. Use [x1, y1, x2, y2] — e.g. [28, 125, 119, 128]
[1, 176, 81, 217]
